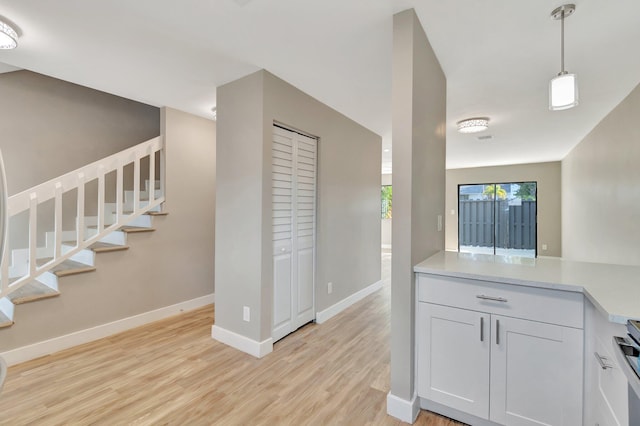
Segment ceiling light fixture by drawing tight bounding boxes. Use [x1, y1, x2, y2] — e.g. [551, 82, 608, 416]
[0, 19, 18, 49]
[549, 4, 578, 111]
[457, 118, 489, 134]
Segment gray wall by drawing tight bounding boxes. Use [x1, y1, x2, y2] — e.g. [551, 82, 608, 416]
[390, 9, 446, 403]
[0, 70, 160, 195]
[0, 107, 216, 351]
[562, 82, 640, 265]
[216, 70, 381, 344]
[0, 70, 160, 249]
[446, 162, 562, 257]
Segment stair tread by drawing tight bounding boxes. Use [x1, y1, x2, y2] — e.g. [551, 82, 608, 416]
[121, 209, 162, 215]
[146, 211, 168, 216]
[0, 311, 12, 328]
[89, 242, 130, 253]
[7, 281, 60, 305]
[52, 260, 96, 277]
[120, 226, 155, 233]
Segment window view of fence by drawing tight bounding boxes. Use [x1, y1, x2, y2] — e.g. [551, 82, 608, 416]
[458, 182, 537, 257]
[381, 185, 392, 219]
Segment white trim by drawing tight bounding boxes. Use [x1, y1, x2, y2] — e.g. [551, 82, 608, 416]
[211, 325, 273, 358]
[387, 392, 420, 424]
[381, 244, 392, 250]
[1, 293, 215, 366]
[315, 279, 383, 324]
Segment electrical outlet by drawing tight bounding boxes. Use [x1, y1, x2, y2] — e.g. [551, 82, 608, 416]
[243, 306, 250, 322]
[542, 244, 548, 251]
[328, 282, 333, 294]
[437, 215, 443, 232]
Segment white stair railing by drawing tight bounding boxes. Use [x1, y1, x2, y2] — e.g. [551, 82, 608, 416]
[0, 136, 165, 300]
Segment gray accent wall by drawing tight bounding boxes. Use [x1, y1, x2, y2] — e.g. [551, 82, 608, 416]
[446, 162, 562, 257]
[0, 107, 216, 352]
[215, 70, 381, 344]
[0, 70, 160, 195]
[390, 9, 446, 403]
[562, 82, 640, 265]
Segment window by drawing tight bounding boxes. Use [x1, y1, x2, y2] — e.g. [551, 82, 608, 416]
[381, 185, 392, 219]
[458, 182, 537, 257]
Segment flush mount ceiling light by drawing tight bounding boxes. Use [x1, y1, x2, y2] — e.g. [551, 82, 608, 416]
[0, 19, 18, 49]
[549, 4, 578, 111]
[457, 118, 489, 134]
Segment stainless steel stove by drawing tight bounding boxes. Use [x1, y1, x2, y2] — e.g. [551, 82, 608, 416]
[613, 320, 640, 424]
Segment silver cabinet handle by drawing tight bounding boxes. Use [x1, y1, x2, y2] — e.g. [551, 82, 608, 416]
[594, 352, 612, 370]
[496, 319, 500, 345]
[476, 294, 508, 303]
[480, 317, 484, 342]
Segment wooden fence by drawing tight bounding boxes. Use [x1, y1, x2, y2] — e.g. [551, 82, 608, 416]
[459, 200, 536, 250]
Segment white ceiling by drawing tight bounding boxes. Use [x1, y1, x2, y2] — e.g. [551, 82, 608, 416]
[0, 0, 639, 171]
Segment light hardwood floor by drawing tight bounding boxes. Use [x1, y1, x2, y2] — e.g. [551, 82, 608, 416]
[0, 254, 462, 425]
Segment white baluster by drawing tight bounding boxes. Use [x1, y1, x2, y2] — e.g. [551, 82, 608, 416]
[77, 172, 85, 245]
[54, 182, 63, 258]
[28, 193, 37, 276]
[97, 165, 105, 231]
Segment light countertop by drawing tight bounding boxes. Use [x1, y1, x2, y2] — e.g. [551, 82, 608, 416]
[414, 251, 640, 324]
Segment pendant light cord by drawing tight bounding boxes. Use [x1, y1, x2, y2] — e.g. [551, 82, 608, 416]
[560, 9, 565, 74]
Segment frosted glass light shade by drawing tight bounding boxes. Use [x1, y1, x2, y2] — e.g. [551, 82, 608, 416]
[0, 20, 17, 49]
[457, 118, 489, 133]
[549, 73, 578, 110]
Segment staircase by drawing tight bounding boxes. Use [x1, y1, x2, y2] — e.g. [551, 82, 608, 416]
[0, 137, 166, 328]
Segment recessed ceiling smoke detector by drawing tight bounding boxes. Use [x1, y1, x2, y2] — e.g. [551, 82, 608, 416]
[457, 118, 489, 134]
[0, 19, 18, 49]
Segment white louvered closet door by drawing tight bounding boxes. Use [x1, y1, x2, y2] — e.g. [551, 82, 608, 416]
[272, 125, 317, 342]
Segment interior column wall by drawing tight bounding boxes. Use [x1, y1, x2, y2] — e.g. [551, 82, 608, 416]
[214, 69, 381, 350]
[390, 8, 446, 411]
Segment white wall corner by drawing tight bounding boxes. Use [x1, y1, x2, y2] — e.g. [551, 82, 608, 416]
[387, 392, 419, 424]
[211, 325, 273, 358]
[1, 293, 215, 366]
[316, 279, 383, 324]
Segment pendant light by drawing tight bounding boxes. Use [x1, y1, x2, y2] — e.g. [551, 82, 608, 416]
[549, 4, 578, 111]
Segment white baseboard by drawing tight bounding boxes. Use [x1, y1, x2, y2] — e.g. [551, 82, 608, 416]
[211, 325, 273, 358]
[315, 279, 383, 324]
[387, 392, 419, 424]
[1, 293, 215, 366]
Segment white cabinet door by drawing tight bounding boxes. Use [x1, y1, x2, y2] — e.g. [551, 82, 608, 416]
[272, 126, 316, 342]
[490, 315, 583, 426]
[417, 303, 490, 419]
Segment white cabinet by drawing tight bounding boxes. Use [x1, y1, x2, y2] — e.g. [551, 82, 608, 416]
[417, 274, 584, 426]
[584, 300, 629, 426]
[417, 304, 490, 418]
[489, 315, 583, 425]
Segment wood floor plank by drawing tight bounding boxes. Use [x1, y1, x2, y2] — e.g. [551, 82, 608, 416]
[0, 256, 464, 425]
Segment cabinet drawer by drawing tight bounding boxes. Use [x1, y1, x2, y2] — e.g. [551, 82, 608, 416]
[593, 334, 629, 425]
[417, 274, 583, 328]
